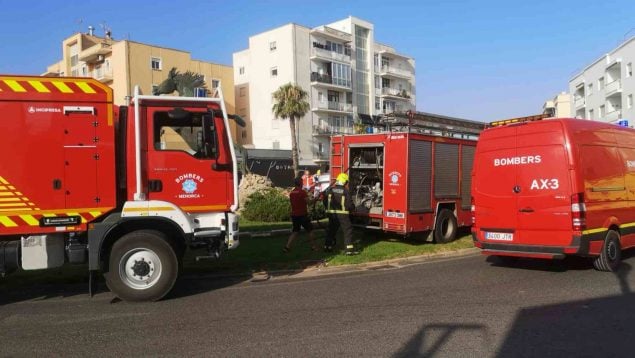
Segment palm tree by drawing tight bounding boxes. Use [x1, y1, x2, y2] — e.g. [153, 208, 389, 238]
[271, 83, 310, 177]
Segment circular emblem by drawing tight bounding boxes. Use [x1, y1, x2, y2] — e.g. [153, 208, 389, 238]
[28, 106, 36, 114]
[182, 179, 198, 194]
[391, 174, 399, 184]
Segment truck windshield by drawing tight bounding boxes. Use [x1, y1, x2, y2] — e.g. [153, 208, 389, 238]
[153, 111, 216, 159]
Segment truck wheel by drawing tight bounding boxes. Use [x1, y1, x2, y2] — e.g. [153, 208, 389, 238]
[105, 230, 178, 302]
[593, 230, 621, 272]
[434, 209, 457, 244]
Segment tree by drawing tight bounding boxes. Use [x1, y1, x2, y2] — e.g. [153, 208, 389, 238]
[153, 67, 206, 97]
[271, 83, 310, 177]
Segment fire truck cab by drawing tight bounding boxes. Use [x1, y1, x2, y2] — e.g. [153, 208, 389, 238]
[0, 75, 240, 301]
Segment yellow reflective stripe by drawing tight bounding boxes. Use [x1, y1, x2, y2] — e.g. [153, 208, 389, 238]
[583, 227, 608, 235]
[620, 222, 635, 229]
[0, 198, 22, 202]
[51, 81, 73, 93]
[180, 205, 227, 211]
[89, 211, 102, 218]
[0, 176, 8, 184]
[28, 80, 50, 93]
[327, 193, 332, 211]
[19, 215, 39, 226]
[0, 216, 17, 227]
[75, 81, 96, 94]
[43, 213, 57, 217]
[123, 207, 175, 213]
[0, 192, 14, 197]
[4, 80, 26, 92]
[67, 212, 87, 223]
[341, 196, 345, 211]
[0, 203, 27, 207]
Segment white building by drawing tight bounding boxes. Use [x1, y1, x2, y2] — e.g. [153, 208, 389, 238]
[569, 36, 635, 126]
[233, 16, 416, 166]
[543, 92, 571, 118]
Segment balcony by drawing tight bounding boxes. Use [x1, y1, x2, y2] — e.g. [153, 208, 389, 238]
[78, 42, 112, 63]
[93, 69, 113, 83]
[377, 65, 413, 80]
[380, 87, 411, 100]
[605, 79, 622, 97]
[312, 100, 353, 113]
[381, 105, 412, 115]
[310, 72, 352, 89]
[606, 110, 623, 122]
[310, 46, 351, 63]
[574, 96, 586, 109]
[312, 124, 354, 137]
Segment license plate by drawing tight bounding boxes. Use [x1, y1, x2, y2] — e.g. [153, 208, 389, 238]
[485, 232, 513, 241]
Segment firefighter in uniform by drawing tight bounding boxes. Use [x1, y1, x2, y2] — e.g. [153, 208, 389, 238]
[324, 173, 358, 255]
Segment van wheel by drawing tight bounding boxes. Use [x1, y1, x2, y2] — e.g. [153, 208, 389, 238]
[105, 230, 178, 302]
[593, 230, 621, 272]
[434, 209, 457, 244]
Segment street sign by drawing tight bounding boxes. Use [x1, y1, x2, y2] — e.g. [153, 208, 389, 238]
[618, 119, 629, 127]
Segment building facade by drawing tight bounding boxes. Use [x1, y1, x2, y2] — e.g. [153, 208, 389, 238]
[543, 92, 571, 117]
[233, 16, 416, 166]
[44, 30, 241, 142]
[569, 36, 635, 126]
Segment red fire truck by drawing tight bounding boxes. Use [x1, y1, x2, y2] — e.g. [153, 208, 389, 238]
[0, 75, 241, 301]
[329, 112, 485, 242]
[472, 117, 635, 271]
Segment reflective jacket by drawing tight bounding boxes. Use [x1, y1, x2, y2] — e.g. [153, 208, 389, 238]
[325, 184, 354, 214]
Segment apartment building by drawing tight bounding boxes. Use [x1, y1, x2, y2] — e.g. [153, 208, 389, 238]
[44, 29, 241, 142]
[543, 92, 571, 117]
[569, 36, 635, 126]
[233, 16, 416, 166]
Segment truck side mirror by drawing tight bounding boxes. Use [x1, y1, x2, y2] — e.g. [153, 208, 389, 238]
[202, 113, 217, 158]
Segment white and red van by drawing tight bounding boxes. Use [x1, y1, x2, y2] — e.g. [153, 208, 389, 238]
[471, 117, 635, 271]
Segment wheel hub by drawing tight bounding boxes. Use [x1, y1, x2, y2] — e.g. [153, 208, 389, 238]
[119, 248, 162, 290]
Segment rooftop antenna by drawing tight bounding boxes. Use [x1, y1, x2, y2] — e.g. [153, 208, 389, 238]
[100, 21, 112, 39]
[75, 18, 83, 34]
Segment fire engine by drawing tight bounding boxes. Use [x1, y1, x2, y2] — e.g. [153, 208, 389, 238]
[0, 75, 241, 301]
[472, 117, 635, 271]
[329, 112, 486, 242]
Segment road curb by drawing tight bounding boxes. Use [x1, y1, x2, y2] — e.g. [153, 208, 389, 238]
[182, 247, 480, 283]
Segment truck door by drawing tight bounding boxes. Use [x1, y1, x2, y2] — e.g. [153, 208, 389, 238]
[473, 127, 518, 240]
[514, 124, 571, 245]
[145, 108, 232, 212]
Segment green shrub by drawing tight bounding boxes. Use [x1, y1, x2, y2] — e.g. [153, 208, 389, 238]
[242, 189, 291, 222]
[308, 200, 326, 221]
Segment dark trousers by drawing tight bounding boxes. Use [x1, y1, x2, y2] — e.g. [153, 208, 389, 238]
[325, 213, 353, 249]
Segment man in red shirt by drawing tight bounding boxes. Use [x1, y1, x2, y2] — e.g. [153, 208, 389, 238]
[284, 176, 317, 252]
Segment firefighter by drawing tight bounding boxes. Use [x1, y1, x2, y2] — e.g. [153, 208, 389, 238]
[324, 173, 358, 255]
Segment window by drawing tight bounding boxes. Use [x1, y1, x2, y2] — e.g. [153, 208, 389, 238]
[589, 109, 594, 120]
[627, 63, 633, 77]
[318, 142, 323, 154]
[598, 77, 604, 90]
[599, 105, 605, 118]
[271, 67, 278, 77]
[587, 83, 593, 94]
[211, 79, 220, 90]
[95, 64, 103, 79]
[628, 94, 633, 109]
[239, 66, 245, 75]
[375, 97, 381, 110]
[154, 111, 216, 158]
[269, 41, 277, 51]
[239, 87, 246, 97]
[82, 66, 88, 76]
[151, 57, 162, 70]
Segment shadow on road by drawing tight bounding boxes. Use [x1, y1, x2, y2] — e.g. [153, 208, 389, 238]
[496, 262, 634, 357]
[393, 323, 489, 357]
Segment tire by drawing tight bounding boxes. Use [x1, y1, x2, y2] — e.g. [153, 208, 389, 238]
[434, 209, 458, 244]
[105, 230, 179, 302]
[593, 230, 621, 272]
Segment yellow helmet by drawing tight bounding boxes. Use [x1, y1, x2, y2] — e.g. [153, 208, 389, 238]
[336, 173, 349, 184]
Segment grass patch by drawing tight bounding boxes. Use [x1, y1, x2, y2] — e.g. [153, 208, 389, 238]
[239, 218, 291, 232]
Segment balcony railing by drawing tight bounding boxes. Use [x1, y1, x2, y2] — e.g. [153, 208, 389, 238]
[381, 87, 411, 99]
[606, 110, 623, 122]
[78, 43, 112, 63]
[310, 72, 352, 88]
[311, 47, 351, 63]
[381, 105, 411, 115]
[313, 100, 353, 112]
[574, 97, 586, 108]
[312, 124, 354, 136]
[378, 65, 413, 78]
[605, 80, 622, 96]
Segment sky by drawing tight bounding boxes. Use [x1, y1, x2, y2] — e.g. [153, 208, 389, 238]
[0, 0, 634, 122]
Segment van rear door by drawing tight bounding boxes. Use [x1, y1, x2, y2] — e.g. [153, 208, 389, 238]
[514, 122, 572, 246]
[473, 126, 518, 240]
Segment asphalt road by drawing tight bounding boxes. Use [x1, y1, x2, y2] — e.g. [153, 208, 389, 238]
[2, 252, 635, 357]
